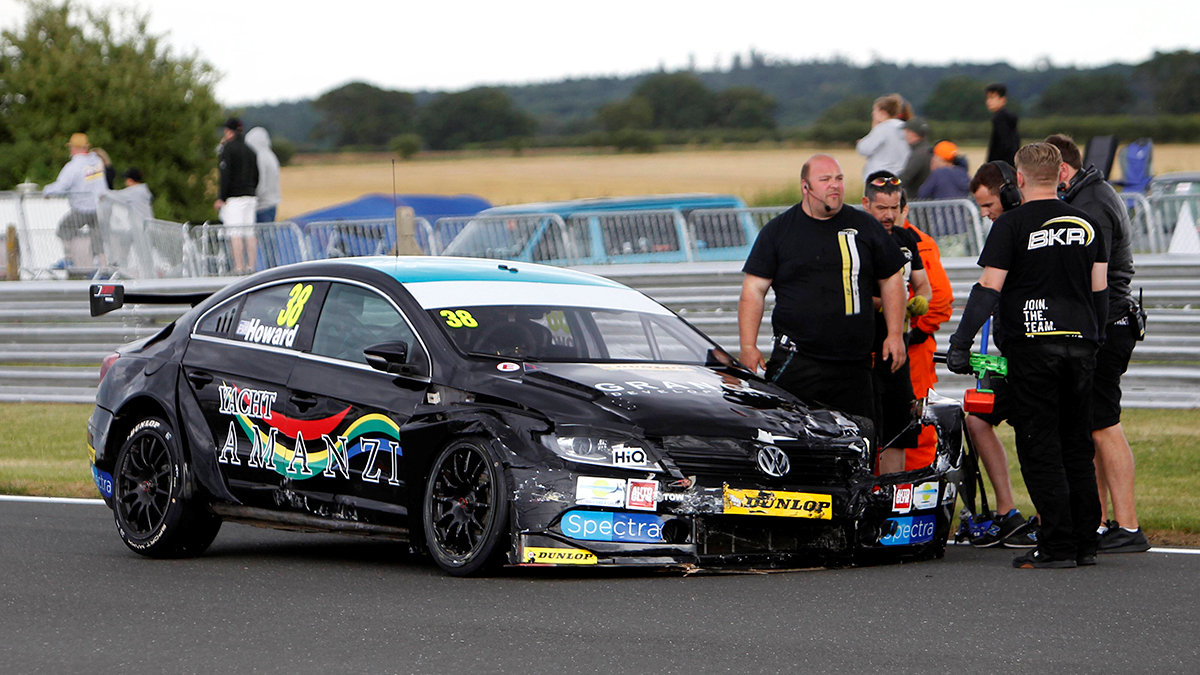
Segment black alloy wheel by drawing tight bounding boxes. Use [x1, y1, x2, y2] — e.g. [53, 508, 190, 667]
[112, 417, 220, 557]
[423, 438, 509, 576]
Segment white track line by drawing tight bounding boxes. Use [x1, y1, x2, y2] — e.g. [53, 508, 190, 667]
[3, 495, 1199, 555]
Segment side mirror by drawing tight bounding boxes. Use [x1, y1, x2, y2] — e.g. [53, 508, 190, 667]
[363, 341, 412, 375]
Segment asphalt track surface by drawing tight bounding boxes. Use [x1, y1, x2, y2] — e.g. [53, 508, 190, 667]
[2, 499, 1197, 674]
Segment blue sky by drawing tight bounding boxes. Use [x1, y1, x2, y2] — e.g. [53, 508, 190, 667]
[3, 0, 1197, 106]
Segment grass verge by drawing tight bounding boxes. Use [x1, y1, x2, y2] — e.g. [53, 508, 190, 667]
[2, 403, 1197, 544]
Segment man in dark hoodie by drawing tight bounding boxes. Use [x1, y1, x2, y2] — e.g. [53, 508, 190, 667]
[1044, 133, 1149, 555]
[214, 117, 259, 274]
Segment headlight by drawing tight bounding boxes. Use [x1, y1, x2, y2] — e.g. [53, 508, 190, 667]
[542, 434, 664, 472]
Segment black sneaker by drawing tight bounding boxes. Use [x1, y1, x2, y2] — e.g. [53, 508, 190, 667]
[972, 509, 1026, 548]
[1077, 550, 1097, 566]
[1097, 519, 1119, 536]
[1002, 515, 1039, 549]
[1012, 549, 1077, 569]
[1098, 526, 1151, 553]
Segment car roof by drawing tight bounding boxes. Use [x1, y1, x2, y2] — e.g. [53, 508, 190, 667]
[479, 193, 746, 216]
[326, 255, 627, 288]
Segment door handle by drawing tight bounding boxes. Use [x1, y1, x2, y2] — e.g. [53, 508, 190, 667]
[187, 371, 213, 388]
[290, 392, 318, 411]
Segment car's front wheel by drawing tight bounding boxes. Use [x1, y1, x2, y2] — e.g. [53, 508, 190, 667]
[112, 417, 220, 557]
[422, 437, 510, 576]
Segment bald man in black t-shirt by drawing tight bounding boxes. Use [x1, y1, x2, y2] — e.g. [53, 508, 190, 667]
[948, 143, 1108, 570]
[739, 154, 908, 432]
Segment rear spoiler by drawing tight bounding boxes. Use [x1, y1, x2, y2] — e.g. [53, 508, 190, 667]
[89, 283, 213, 317]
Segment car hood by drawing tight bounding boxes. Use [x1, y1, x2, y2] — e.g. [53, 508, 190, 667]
[508, 362, 861, 443]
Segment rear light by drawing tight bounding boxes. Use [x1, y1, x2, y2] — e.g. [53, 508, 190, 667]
[99, 352, 120, 382]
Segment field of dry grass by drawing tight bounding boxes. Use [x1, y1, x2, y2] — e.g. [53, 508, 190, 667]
[277, 143, 1200, 219]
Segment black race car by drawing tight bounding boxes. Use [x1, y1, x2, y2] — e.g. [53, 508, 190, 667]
[87, 256, 964, 575]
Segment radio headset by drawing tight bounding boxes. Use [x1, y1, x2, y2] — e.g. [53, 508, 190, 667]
[991, 160, 1022, 212]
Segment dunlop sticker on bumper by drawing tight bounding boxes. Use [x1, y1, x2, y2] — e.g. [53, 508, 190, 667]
[723, 486, 833, 519]
[522, 546, 598, 565]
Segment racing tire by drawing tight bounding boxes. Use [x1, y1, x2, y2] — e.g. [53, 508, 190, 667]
[422, 437, 510, 576]
[112, 417, 220, 558]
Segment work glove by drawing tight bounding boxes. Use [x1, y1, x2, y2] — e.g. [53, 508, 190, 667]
[946, 339, 973, 375]
[907, 295, 929, 317]
[907, 327, 931, 346]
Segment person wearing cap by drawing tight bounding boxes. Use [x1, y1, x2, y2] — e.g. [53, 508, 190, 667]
[899, 117, 933, 198]
[110, 167, 154, 226]
[214, 117, 259, 274]
[917, 141, 970, 201]
[43, 132, 111, 268]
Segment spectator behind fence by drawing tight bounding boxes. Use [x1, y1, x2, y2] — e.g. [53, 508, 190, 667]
[855, 94, 910, 181]
[899, 117, 933, 198]
[92, 147, 117, 189]
[111, 167, 154, 225]
[917, 141, 970, 200]
[214, 117, 259, 275]
[245, 126, 281, 223]
[42, 132, 110, 268]
[986, 83, 1020, 165]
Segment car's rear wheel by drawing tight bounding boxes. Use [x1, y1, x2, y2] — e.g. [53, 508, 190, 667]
[113, 417, 220, 557]
[422, 438, 510, 576]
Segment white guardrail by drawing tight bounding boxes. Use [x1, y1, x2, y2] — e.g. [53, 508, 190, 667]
[4, 191, 1200, 280]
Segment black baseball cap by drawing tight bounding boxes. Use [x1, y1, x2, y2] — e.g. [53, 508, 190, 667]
[223, 117, 243, 131]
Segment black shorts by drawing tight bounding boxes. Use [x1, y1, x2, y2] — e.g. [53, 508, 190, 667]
[1093, 321, 1136, 430]
[968, 375, 1011, 426]
[874, 356, 919, 449]
[766, 348, 875, 424]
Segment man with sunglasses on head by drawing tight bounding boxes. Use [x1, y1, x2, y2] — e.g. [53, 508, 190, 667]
[862, 172, 932, 473]
[739, 154, 909, 446]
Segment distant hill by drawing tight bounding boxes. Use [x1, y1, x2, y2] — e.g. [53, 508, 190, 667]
[238, 58, 1140, 148]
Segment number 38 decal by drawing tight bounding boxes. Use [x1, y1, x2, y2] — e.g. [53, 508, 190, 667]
[277, 283, 314, 327]
[440, 309, 478, 328]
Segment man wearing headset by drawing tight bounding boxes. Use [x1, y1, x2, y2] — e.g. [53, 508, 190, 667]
[949, 143, 1108, 569]
[738, 154, 908, 442]
[1043, 134, 1149, 554]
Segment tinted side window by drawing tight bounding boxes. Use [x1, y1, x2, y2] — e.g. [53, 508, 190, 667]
[312, 283, 428, 374]
[231, 282, 320, 350]
[195, 297, 242, 337]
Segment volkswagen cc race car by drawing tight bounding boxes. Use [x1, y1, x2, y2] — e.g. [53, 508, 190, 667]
[87, 256, 964, 575]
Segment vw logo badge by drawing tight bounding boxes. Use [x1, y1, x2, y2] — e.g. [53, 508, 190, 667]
[756, 446, 790, 478]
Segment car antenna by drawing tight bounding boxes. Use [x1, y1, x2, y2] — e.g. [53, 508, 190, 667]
[391, 159, 399, 259]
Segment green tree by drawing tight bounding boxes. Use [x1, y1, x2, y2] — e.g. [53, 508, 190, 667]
[814, 94, 874, 125]
[1037, 74, 1133, 116]
[312, 81, 417, 148]
[632, 72, 716, 129]
[922, 75, 990, 121]
[1136, 50, 1200, 114]
[418, 87, 536, 150]
[389, 132, 422, 160]
[714, 87, 777, 129]
[0, 1, 222, 221]
[596, 96, 653, 132]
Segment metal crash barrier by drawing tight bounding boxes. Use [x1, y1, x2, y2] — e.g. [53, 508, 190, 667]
[304, 217, 436, 259]
[906, 199, 986, 258]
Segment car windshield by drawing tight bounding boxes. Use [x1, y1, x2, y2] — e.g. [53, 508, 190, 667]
[428, 303, 716, 362]
[405, 277, 715, 362]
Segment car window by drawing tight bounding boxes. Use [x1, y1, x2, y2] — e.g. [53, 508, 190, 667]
[431, 304, 713, 363]
[312, 282, 428, 373]
[195, 296, 242, 338]
[229, 281, 321, 350]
